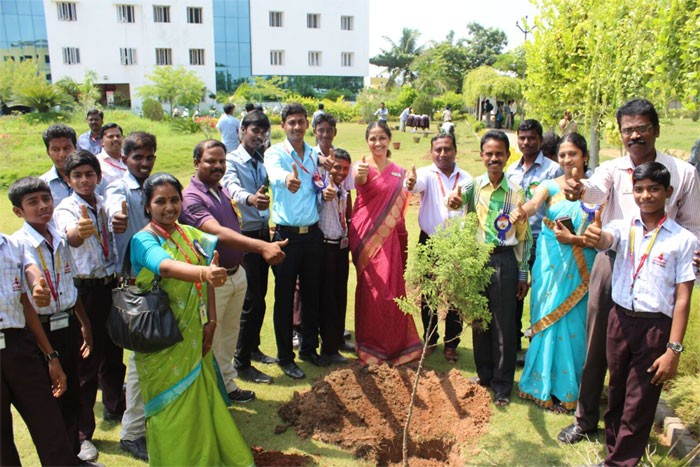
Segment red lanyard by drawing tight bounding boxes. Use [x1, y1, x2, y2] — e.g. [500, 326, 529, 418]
[336, 190, 346, 235]
[150, 222, 205, 304]
[436, 172, 460, 197]
[628, 215, 666, 293]
[103, 156, 126, 171]
[37, 245, 61, 308]
[285, 147, 317, 175]
[90, 207, 110, 259]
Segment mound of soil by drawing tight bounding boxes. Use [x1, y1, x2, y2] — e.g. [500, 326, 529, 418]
[278, 363, 491, 465]
[251, 446, 312, 466]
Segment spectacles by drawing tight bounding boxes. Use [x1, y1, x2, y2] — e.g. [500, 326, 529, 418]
[620, 124, 655, 136]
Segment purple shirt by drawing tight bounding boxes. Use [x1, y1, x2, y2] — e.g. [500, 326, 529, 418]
[180, 176, 244, 268]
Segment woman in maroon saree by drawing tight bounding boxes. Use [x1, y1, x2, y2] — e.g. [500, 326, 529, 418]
[349, 121, 422, 365]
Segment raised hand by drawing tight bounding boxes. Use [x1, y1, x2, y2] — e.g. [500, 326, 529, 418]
[32, 277, 51, 308]
[564, 167, 583, 201]
[509, 201, 527, 224]
[322, 179, 338, 201]
[286, 163, 301, 193]
[321, 148, 336, 171]
[356, 156, 369, 178]
[583, 209, 603, 247]
[447, 185, 463, 210]
[77, 204, 96, 239]
[204, 250, 228, 287]
[406, 164, 417, 191]
[112, 200, 129, 234]
[262, 238, 288, 265]
[248, 184, 270, 210]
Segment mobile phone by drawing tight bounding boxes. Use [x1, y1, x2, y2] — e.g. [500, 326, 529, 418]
[556, 216, 576, 234]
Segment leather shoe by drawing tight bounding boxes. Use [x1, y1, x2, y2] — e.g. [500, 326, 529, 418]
[322, 352, 348, 364]
[120, 437, 148, 461]
[228, 388, 256, 403]
[102, 408, 123, 422]
[237, 366, 273, 384]
[299, 352, 330, 367]
[557, 424, 598, 444]
[279, 362, 305, 379]
[251, 349, 278, 364]
[424, 345, 437, 357]
[444, 347, 458, 363]
[341, 341, 356, 352]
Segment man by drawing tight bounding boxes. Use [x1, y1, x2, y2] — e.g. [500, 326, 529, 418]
[216, 103, 240, 152]
[406, 133, 472, 363]
[40, 124, 77, 207]
[105, 131, 158, 461]
[448, 130, 531, 406]
[558, 98, 700, 444]
[97, 123, 126, 187]
[559, 110, 578, 136]
[77, 109, 103, 155]
[180, 139, 287, 402]
[374, 102, 388, 122]
[506, 119, 560, 352]
[265, 102, 326, 379]
[311, 102, 325, 129]
[399, 106, 412, 132]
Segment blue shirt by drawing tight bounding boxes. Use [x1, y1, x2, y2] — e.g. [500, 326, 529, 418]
[222, 145, 270, 232]
[265, 139, 320, 227]
[40, 166, 72, 207]
[216, 114, 240, 152]
[77, 130, 102, 155]
[506, 151, 560, 239]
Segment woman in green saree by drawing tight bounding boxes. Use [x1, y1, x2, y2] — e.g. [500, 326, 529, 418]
[129, 173, 254, 466]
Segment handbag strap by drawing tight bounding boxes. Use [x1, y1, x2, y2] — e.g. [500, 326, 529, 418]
[121, 230, 162, 286]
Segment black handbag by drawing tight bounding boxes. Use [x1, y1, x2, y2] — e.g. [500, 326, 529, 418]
[107, 233, 183, 353]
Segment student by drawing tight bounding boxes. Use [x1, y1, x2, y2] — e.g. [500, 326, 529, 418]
[40, 124, 77, 207]
[583, 162, 696, 466]
[53, 151, 125, 462]
[10, 176, 93, 462]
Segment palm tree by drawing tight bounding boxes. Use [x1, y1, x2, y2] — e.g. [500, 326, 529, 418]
[370, 28, 423, 88]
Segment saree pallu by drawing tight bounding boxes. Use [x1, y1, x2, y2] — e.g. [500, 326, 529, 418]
[132, 225, 253, 467]
[518, 180, 597, 410]
[349, 162, 422, 365]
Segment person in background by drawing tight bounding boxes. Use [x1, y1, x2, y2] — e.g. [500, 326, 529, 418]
[77, 109, 103, 155]
[97, 123, 126, 187]
[216, 103, 241, 153]
[40, 124, 77, 207]
[374, 102, 388, 122]
[311, 102, 325, 129]
[400, 106, 412, 132]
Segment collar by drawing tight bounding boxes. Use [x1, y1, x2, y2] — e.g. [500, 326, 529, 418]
[620, 150, 663, 170]
[478, 173, 509, 191]
[0, 233, 6, 248]
[283, 139, 312, 159]
[315, 144, 334, 157]
[21, 221, 65, 249]
[631, 214, 676, 234]
[124, 171, 142, 189]
[99, 149, 125, 165]
[189, 175, 220, 194]
[517, 151, 546, 170]
[429, 163, 459, 178]
[44, 166, 62, 182]
[70, 191, 103, 211]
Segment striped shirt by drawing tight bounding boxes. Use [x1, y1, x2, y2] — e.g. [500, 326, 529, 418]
[318, 173, 350, 241]
[0, 233, 28, 329]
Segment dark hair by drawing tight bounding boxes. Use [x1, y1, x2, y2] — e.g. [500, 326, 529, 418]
[42, 124, 77, 149]
[365, 120, 392, 157]
[314, 113, 337, 128]
[517, 119, 544, 139]
[241, 110, 271, 131]
[540, 131, 559, 161]
[616, 98, 659, 129]
[142, 173, 183, 219]
[86, 109, 104, 119]
[254, 104, 263, 112]
[8, 176, 51, 208]
[245, 103, 255, 112]
[632, 161, 670, 188]
[123, 131, 157, 156]
[480, 130, 510, 153]
[318, 103, 324, 110]
[332, 147, 352, 164]
[99, 123, 123, 139]
[64, 150, 101, 179]
[223, 103, 235, 115]
[281, 102, 307, 121]
[558, 132, 589, 172]
[193, 139, 227, 161]
[431, 133, 457, 151]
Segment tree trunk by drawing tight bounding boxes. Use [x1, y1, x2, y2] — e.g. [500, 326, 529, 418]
[588, 112, 601, 170]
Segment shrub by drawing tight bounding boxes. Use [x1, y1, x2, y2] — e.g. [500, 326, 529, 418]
[434, 91, 464, 115]
[142, 98, 164, 121]
[171, 117, 201, 134]
[323, 97, 358, 123]
[386, 86, 417, 116]
[355, 88, 386, 123]
[411, 93, 433, 116]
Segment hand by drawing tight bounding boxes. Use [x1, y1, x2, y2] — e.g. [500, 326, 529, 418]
[516, 280, 529, 300]
[47, 358, 67, 398]
[247, 185, 270, 210]
[406, 164, 417, 191]
[112, 200, 129, 234]
[447, 185, 463, 210]
[202, 321, 215, 357]
[509, 201, 526, 224]
[564, 167, 583, 201]
[32, 277, 51, 308]
[693, 248, 699, 273]
[262, 238, 288, 265]
[583, 209, 603, 247]
[320, 148, 335, 171]
[356, 156, 369, 179]
[554, 220, 575, 244]
[286, 163, 301, 193]
[77, 204, 96, 239]
[322, 179, 338, 201]
[203, 251, 228, 287]
[648, 349, 680, 385]
[80, 324, 93, 359]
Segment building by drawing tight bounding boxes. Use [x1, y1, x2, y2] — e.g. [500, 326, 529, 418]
[0, 0, 51, 82]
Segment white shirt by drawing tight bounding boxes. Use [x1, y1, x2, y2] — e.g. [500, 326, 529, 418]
[53, 192, 117, 278]
[0, 233, 29, 329]
[606, 216, 697, 317]
[318, 174, 349, 241]
[409, 163, 472, 235]
[98, 149, 127, 188]
[13, 222, 79, 314]
[40, 166, 72, 207]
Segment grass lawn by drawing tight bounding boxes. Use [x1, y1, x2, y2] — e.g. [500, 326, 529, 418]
[2, 113, 696, 465]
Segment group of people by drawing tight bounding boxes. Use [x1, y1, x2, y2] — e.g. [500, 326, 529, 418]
[2, 98, 699, 467]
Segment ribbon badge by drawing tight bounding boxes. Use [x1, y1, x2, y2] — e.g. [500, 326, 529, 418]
[494, 212, 512, 242]
[580, 202, 601, 222]
[312, 172, 327, 193]
[526, 181, 540, 199]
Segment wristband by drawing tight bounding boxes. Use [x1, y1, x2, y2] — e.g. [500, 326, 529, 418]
[45, 350, 60, 361]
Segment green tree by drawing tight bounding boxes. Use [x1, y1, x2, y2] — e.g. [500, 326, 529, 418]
[370, 28, 423, 87]
[77, 70, 102, 112]
[138, 66, 205, 114]
[233, 76, 288, 102]
[9, 81, 73, 112]
[0, 59, 45, 106]
[412, 35, 470, 94]
[492, 46, 526, 79]
[463, 22, 508, 70]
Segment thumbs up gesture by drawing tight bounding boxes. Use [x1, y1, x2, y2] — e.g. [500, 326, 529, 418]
[286, 163, 301, 193]
[509, 200, 527, 224]
[77, 204, 96, 239]
[320, 148, 336, 171]
[447, 185, 463, 210]
[32, 277, 51, 307]
[322, 179, 338, 201]
[112, 200, 129, 234]
[262, 237, 288, 265]
[248, 184, 270, 210]
[203, 250, 228, 287]
[565, 167, 584, 201]
[355, 155, 370, 185]
[583, 209, 603, 247]
[406, 164, 417, 191]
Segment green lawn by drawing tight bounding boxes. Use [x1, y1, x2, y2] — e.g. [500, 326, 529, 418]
[3, 113, 696, 465]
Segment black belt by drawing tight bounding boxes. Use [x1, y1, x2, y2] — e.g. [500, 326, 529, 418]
[74, 274, 117, 287]
[38, 308, 75, 324]
[492, 245, 514, 254]
[226, 266, 240, 276]
[276, 223, 319, 235]
[616, 305, 668, 320]
[242, 225, 270, 238]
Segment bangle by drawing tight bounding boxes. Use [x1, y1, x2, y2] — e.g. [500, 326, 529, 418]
[30, 282, 40, 292]
[206, 320, 217, 327]
[199, 268, 204, 283]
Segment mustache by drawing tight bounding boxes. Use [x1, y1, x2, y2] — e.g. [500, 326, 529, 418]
[628, 139, 646, 146]
[210, 169, 224, 174]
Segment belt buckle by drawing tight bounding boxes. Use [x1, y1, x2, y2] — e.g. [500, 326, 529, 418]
[298, 226, 309, 234]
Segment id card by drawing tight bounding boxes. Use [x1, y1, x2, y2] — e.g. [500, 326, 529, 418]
[0, 331, 5, 350]
[199, 302, 208, 326]
[340, 237, 349, 249]
[49, 312, 69, 332]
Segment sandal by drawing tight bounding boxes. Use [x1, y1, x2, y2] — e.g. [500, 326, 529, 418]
[494, 395, 510, 406]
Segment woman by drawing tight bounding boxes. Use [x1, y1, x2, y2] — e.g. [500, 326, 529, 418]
[511, 134, 599, 413]
[349, 121, 422, 365]
[129, 173, 253, 466]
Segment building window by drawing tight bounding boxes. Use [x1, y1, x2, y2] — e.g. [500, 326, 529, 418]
[153, 5, 170, 23]
[62, 47, 80, 65]
[341, 15, 354, 31]
[117, 4, 136, 23]
[189, 49, 205, 65]
[308, 51, 321, 67]
[270, 50, 284, 66]
[341, 52, 353, 67]
[57, 2, 77, 21]
[187, 7, 203, 24]
[307, 13, 320, 29]
[155, 48, 172, 65]
[120, 48, 137, 65]
[269, 11, 283, 27]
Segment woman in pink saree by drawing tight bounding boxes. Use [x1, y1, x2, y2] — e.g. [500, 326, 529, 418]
[349, 121, 422, 365]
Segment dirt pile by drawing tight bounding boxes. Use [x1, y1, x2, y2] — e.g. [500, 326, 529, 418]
[278, 363, 491, 465]
[251, 446, 312, 466]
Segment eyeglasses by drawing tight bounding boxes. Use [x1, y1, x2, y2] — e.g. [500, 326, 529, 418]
[620, 124, 655, 136]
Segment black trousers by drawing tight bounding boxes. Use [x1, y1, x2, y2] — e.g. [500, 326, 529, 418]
[271, 227, 323, 365]
[515, 241, 537, 350]
[235, 227, 271, 369]
[1, 328, 76, 466]
[319, 242, 349, 355]
[77, 282, 125, 442]
[472, 248, 518, 397]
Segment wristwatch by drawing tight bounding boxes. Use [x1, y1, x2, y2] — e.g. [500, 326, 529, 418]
[666, 342, 684, 354]
[45, 350, 60, 361]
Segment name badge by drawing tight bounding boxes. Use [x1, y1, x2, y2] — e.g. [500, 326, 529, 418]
[340, 237, 349, 249]
[391, 171, 401, 177]
[652, 255, 666, 268]
[49, 312, 69, 332]
[0, 331, 5, 350]
[199, 302, 208, 326]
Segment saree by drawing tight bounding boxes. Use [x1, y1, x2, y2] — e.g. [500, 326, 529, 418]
[349, 162, 422, 365]
[518, 180, 597, 410]
[131, 225, 253, 467]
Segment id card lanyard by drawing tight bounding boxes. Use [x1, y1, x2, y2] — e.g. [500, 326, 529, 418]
[628, 216, 666, 294]
[36, 244, 61, 313]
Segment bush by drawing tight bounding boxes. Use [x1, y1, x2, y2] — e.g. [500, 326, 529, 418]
[170, 117, 201, 134]
[412, 93, 433, 116]
[142, 99, 164, 121]
[434, 91, 464, 115]
[323, 97, 358, 123]
[386, 86, 417, 116]
[355, 88, 386, 123]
